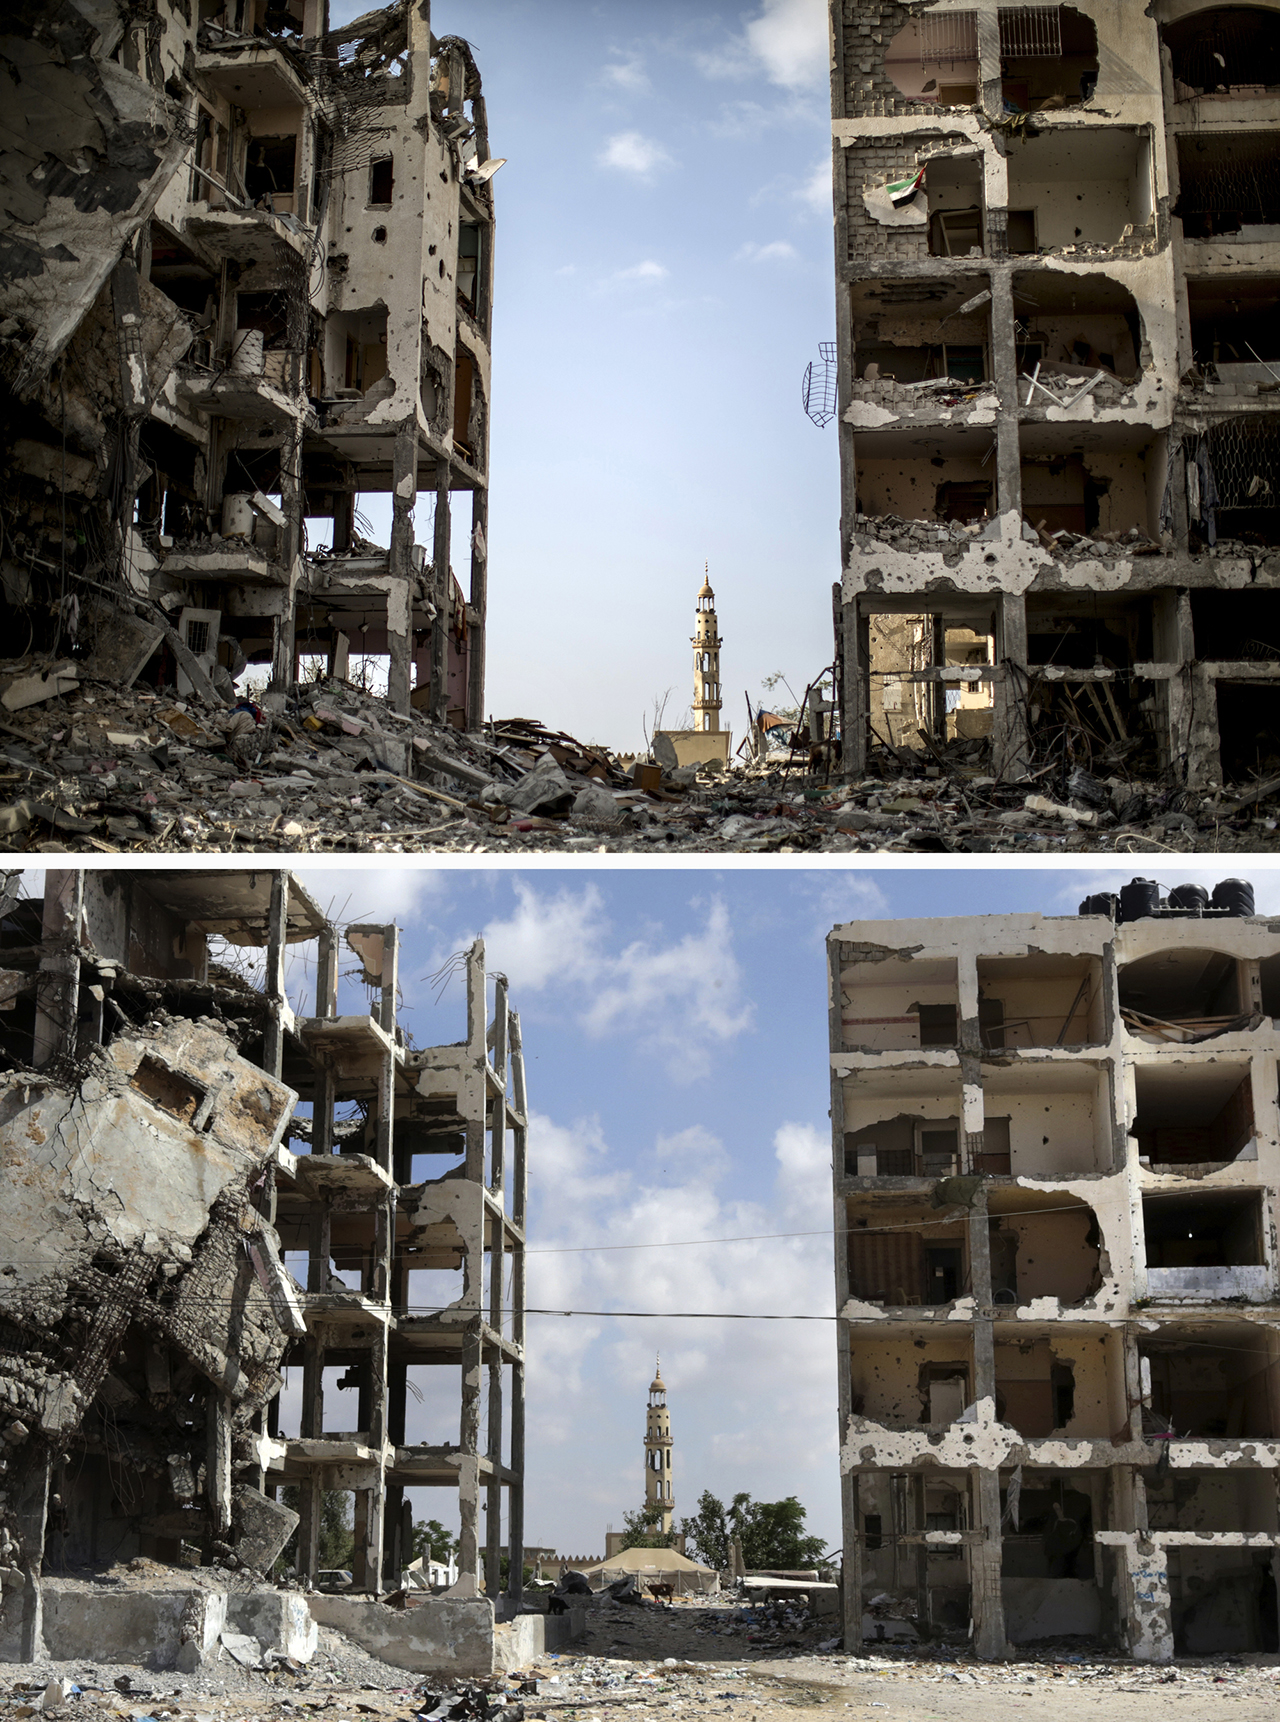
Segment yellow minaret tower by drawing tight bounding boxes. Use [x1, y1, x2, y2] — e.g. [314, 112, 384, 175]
[691, 567, 722, 734]
[644, 1355, 674, 1533]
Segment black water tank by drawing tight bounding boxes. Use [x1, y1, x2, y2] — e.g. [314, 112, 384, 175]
[1078, 893, 1118, 918]
[1169, 883, 1209, 914]
[1119, 878, 1161, 923]
[1212, 878, 1255, 918]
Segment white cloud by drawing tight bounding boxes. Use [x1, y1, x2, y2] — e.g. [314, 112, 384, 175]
[601, 53, 650, 93]
[599, 130, 673, 179]
[697, 0, 828, 92]
[799, 156, 832, 213]
[746, 0, 829, 90]
[735, 239, 799, 263]
[609, 259, 670, 284]
[431, 882, 752, 1083]
[473, 879, 608, 991]
[583, 896, 754, 1081]
[522, 1115, 839, 1551]
[295, 866, 448, 927]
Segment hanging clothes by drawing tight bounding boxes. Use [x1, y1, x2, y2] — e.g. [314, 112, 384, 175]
[1159, 435, 1179, 535]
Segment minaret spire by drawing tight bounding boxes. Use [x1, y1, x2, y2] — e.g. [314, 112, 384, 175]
[644, 1357, 674, 1534]
[691, 569, 722, 735]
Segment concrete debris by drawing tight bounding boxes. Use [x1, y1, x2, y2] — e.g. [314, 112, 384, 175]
[0, 669, 1268, 851]
[0, 868, 530, 1674]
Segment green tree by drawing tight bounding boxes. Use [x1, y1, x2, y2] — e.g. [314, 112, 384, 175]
[411, 1518, 459, 1565]
[679, 1490, 827, 1571]
[274, 1487, 355, 1575]
[618, 1502, 680, 1551]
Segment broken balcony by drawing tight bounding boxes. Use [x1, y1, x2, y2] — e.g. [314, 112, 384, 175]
[1187, 277, 1280, 396]
[1013, 268, 1150, 417]
[1141, 1325, 1280, 1443]
[884, 13, 980, 108]
[1120, 944, 1253, 1040]
[843, 1091, 965, 1181]
[847, 273, 996, 426]
[847, 1332, 973, 1428]
[1142, 1190, 1269, 1300]
[988, 1190, 1104, 1310]
[993, 1334, 1113, 1439]
[1132, 1059, 1255, 1171]
[1176, 130, 1280, 241]
[853, 430, 999, 557]
[982, 1061, 1111, 1177]
[846, 1202, 968, 1308]
[196, 40, 309, 117]
[1165, 6, 1280, 109]
[178, 350, 309, 426]
[998, 5, 1099, 114]
[1006, 127, 1155, 256]
[975, 951, 1104, 1050]
[837, 950, 958, 1053]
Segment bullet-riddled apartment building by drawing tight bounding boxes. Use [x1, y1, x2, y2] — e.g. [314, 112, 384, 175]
[829, 879, 1280, 1660]
[830, 1, 1280, 787]
[0, 0, 496, 725]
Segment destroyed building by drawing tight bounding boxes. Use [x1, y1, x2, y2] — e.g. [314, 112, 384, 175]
[0, 868, 532, 1670]
[0, 0, 496, 727]
[829, 877, 1280, 1660]
[829, 1, 1280, 789]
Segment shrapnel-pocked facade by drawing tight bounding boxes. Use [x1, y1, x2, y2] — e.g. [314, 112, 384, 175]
[830, 879, 1280, 1659]
[829, 1, 1280, 788]
[0, 0, 496, 726]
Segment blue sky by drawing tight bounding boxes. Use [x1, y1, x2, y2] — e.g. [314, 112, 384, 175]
[330, 0, 839, 751]
[275, 860, 1280, 1558]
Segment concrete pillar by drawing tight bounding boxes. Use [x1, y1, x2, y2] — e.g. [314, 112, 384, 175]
[388, 423, 418, 716]
[296, 1478, 321, 1588]
[207, 1392, 233, 1542]
[992, 592, 1029, 781]
[967, 1186, 1006, 1658]
[272, 426, 303, 693]
[840, 595, 869, 780]
[431, 464, 452, 725]
[1152, 589, 1196, 783]
[301, 1332, 324, 1437]
[307, 1197, 331, 1294]
[456, 1328, 483, 1591]
[33, 870, 83, 1068]
[13, 1455, 50, 1659]
[467, 490, 488, 730]
[506, 1356, 525, 1606]
[263, 870, 289, 1079]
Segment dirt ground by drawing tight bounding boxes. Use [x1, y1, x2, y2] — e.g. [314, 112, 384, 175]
[7, 1596, 1280, 1722]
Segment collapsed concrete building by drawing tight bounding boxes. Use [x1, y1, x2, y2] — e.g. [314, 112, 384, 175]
[829, 1, 1280, 788]
[0, 868, 535, 1672]
[829, 876, 1280, 1660]
[0, 0, 496, 726]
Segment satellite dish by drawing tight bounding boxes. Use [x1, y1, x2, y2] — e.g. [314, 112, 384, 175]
[466, 158, 507, 184]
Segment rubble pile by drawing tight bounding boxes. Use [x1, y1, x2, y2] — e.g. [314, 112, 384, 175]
[849, 376, 1000, 410]
[0, 663, 1276, 853]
